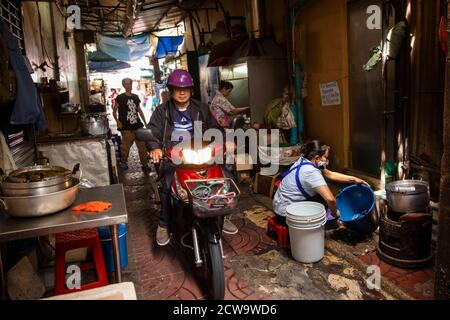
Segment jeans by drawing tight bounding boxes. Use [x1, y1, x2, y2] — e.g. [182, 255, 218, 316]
[159, 165, 175, 228]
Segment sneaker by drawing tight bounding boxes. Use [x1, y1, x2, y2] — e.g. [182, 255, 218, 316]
[222, 217, 238, 235]
[156, 225, 171, 246]
[118, 161, 129, 170]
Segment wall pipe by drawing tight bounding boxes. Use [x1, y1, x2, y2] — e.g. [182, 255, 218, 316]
[288, 0, 315, 144]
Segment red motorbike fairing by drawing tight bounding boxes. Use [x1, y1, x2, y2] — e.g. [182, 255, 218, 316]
[176, 166, 224, 189]
[171, 165, 224, 202]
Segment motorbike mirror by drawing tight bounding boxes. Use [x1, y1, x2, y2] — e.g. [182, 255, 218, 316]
[135, 128, 154, 141]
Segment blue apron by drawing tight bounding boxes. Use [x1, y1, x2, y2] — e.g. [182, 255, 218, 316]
[279, 158, 318, 200]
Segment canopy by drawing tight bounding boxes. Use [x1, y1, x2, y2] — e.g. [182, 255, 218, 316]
[88, 60, 131, 72]
[97, 33, 151, 61]
[155, 36, 184, 59]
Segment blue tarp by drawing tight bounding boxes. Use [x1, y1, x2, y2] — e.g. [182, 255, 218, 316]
[97, 33, 151, 61]
[155, 36, 184, 58]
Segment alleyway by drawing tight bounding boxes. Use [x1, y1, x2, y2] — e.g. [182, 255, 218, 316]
[117, 146, 433, 300]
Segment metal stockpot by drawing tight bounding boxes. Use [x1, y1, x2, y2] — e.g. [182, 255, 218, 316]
[386, 180, 430, 213]
[80, 113, 109, 136]
[0, 164, 81, 196]
[0, 178, 80, 218]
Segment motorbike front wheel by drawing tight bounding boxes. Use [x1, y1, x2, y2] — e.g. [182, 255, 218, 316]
[200, 241, 225, 300]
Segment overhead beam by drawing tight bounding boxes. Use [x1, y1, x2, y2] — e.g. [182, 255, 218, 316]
[141, 0, 176, 11]
[149, 4, 174, 33]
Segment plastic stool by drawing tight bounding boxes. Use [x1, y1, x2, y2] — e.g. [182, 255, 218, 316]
[54, 229, 109, 295]
[267, 216, 289, 248]
[274, 180, 282, 188]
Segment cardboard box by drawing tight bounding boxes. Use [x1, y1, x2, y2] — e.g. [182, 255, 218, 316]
[236, 153, 254, 171]
[253, 173, 278, 198]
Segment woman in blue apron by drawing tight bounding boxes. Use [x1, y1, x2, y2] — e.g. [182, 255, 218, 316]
[273, 140, 369, 225]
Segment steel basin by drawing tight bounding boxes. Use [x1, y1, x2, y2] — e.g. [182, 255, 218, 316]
[0, 178, 80, 218]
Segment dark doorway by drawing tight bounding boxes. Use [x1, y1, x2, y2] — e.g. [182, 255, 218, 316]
[347, 0, 386, 176]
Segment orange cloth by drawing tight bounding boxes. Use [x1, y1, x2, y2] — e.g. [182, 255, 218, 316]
[72, 201, 112, 213]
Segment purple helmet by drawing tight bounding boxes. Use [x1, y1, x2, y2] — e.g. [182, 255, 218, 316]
[167, 69, 194, 88]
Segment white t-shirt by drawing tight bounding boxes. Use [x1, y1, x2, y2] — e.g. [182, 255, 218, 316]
[273, 157, 327, 217]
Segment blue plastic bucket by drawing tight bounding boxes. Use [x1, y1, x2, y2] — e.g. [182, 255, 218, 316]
[336, 184, 379, 234]
[97, 224, 128, 273]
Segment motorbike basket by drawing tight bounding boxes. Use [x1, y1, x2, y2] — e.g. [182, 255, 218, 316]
[184, 178, 240, 218]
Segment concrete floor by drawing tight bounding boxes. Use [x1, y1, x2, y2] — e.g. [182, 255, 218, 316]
[115, 144, 434, 300]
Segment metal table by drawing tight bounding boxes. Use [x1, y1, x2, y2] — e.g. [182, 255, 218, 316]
[0, 184, 128, 296]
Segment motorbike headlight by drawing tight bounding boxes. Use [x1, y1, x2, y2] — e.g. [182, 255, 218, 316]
[182, 147, 212, 165]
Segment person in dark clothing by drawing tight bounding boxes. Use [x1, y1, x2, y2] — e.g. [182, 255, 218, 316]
[113, 78, 149, 171]
[147, 69, 238, 246]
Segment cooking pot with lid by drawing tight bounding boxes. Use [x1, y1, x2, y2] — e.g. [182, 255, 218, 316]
[386, 180, 430, 213]
[80, 113, 109, 136]
[0, 164, 81, 196]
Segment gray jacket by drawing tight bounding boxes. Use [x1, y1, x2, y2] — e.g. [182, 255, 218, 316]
[146, 98, 222, 151]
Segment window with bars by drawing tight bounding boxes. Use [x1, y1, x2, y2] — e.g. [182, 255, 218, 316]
[0, 0, 25, 52]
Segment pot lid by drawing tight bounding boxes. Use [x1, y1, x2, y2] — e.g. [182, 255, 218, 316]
[6, 165, 72, 183]
[386, 180, 429, 195]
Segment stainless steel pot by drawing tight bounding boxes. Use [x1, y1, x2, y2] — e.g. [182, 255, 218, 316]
[0, 178, 80, 218]
[386, 180, 430, 213]
[80, 113, 109, 136]
[0, 164, 81, 196]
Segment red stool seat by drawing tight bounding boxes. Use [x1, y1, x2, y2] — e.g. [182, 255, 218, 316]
[54, 229, 108, 295]
[274, 180, 282, 188]
[267, 216, 289, 248]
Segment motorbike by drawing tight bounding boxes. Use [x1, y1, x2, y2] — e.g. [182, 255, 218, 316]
[135, 128, 240, 300]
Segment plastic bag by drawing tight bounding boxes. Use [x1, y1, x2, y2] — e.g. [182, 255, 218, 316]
[363, 45, 383, 71]
[276, 102, 296, 130]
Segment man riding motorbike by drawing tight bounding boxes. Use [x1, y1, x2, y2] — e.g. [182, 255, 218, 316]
[147, 69, 238, 246]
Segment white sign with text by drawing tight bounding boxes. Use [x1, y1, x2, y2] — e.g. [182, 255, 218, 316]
[320, 81, 342, 106]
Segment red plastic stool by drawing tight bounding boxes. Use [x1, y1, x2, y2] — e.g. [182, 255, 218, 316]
[274, 180, 282, 188]
[267, 216, 289, 248]
[54, 229, 108, 295]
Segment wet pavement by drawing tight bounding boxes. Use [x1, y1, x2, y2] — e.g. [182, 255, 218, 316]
[117, 144, 433, 300]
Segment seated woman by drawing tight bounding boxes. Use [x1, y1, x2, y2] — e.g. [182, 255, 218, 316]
[273, 140, 369, 225]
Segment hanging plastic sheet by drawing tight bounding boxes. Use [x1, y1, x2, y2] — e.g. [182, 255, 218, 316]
[155, 36, 184, 59]
[88, 49, 116, 62]
[97, 33, 151, 61]
[88, 60, 131, 72]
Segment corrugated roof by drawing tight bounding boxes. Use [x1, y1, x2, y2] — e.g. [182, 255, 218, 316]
[71, 0, 203, 36]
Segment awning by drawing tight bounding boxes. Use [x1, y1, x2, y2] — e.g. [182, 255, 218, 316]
[87, 49, 116, 62]
[88, 61, 131, 72]
[97, 33, 151, 61]
[155, 36, 184, 59]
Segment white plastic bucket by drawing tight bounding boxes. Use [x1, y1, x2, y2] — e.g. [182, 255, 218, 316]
[286, 202, 327, 263]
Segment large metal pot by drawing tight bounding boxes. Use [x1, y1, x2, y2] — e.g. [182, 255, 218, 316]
[80, 113, 109, 136]
[0, 164, 81, 196]
[0, 178, 80, 218]
[386, 180, 430, 213]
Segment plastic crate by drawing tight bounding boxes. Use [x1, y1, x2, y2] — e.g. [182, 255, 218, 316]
[184, 178, 240, 218]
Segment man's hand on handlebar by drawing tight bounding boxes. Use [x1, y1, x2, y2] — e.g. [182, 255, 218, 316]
[149, 149, 163, 163]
